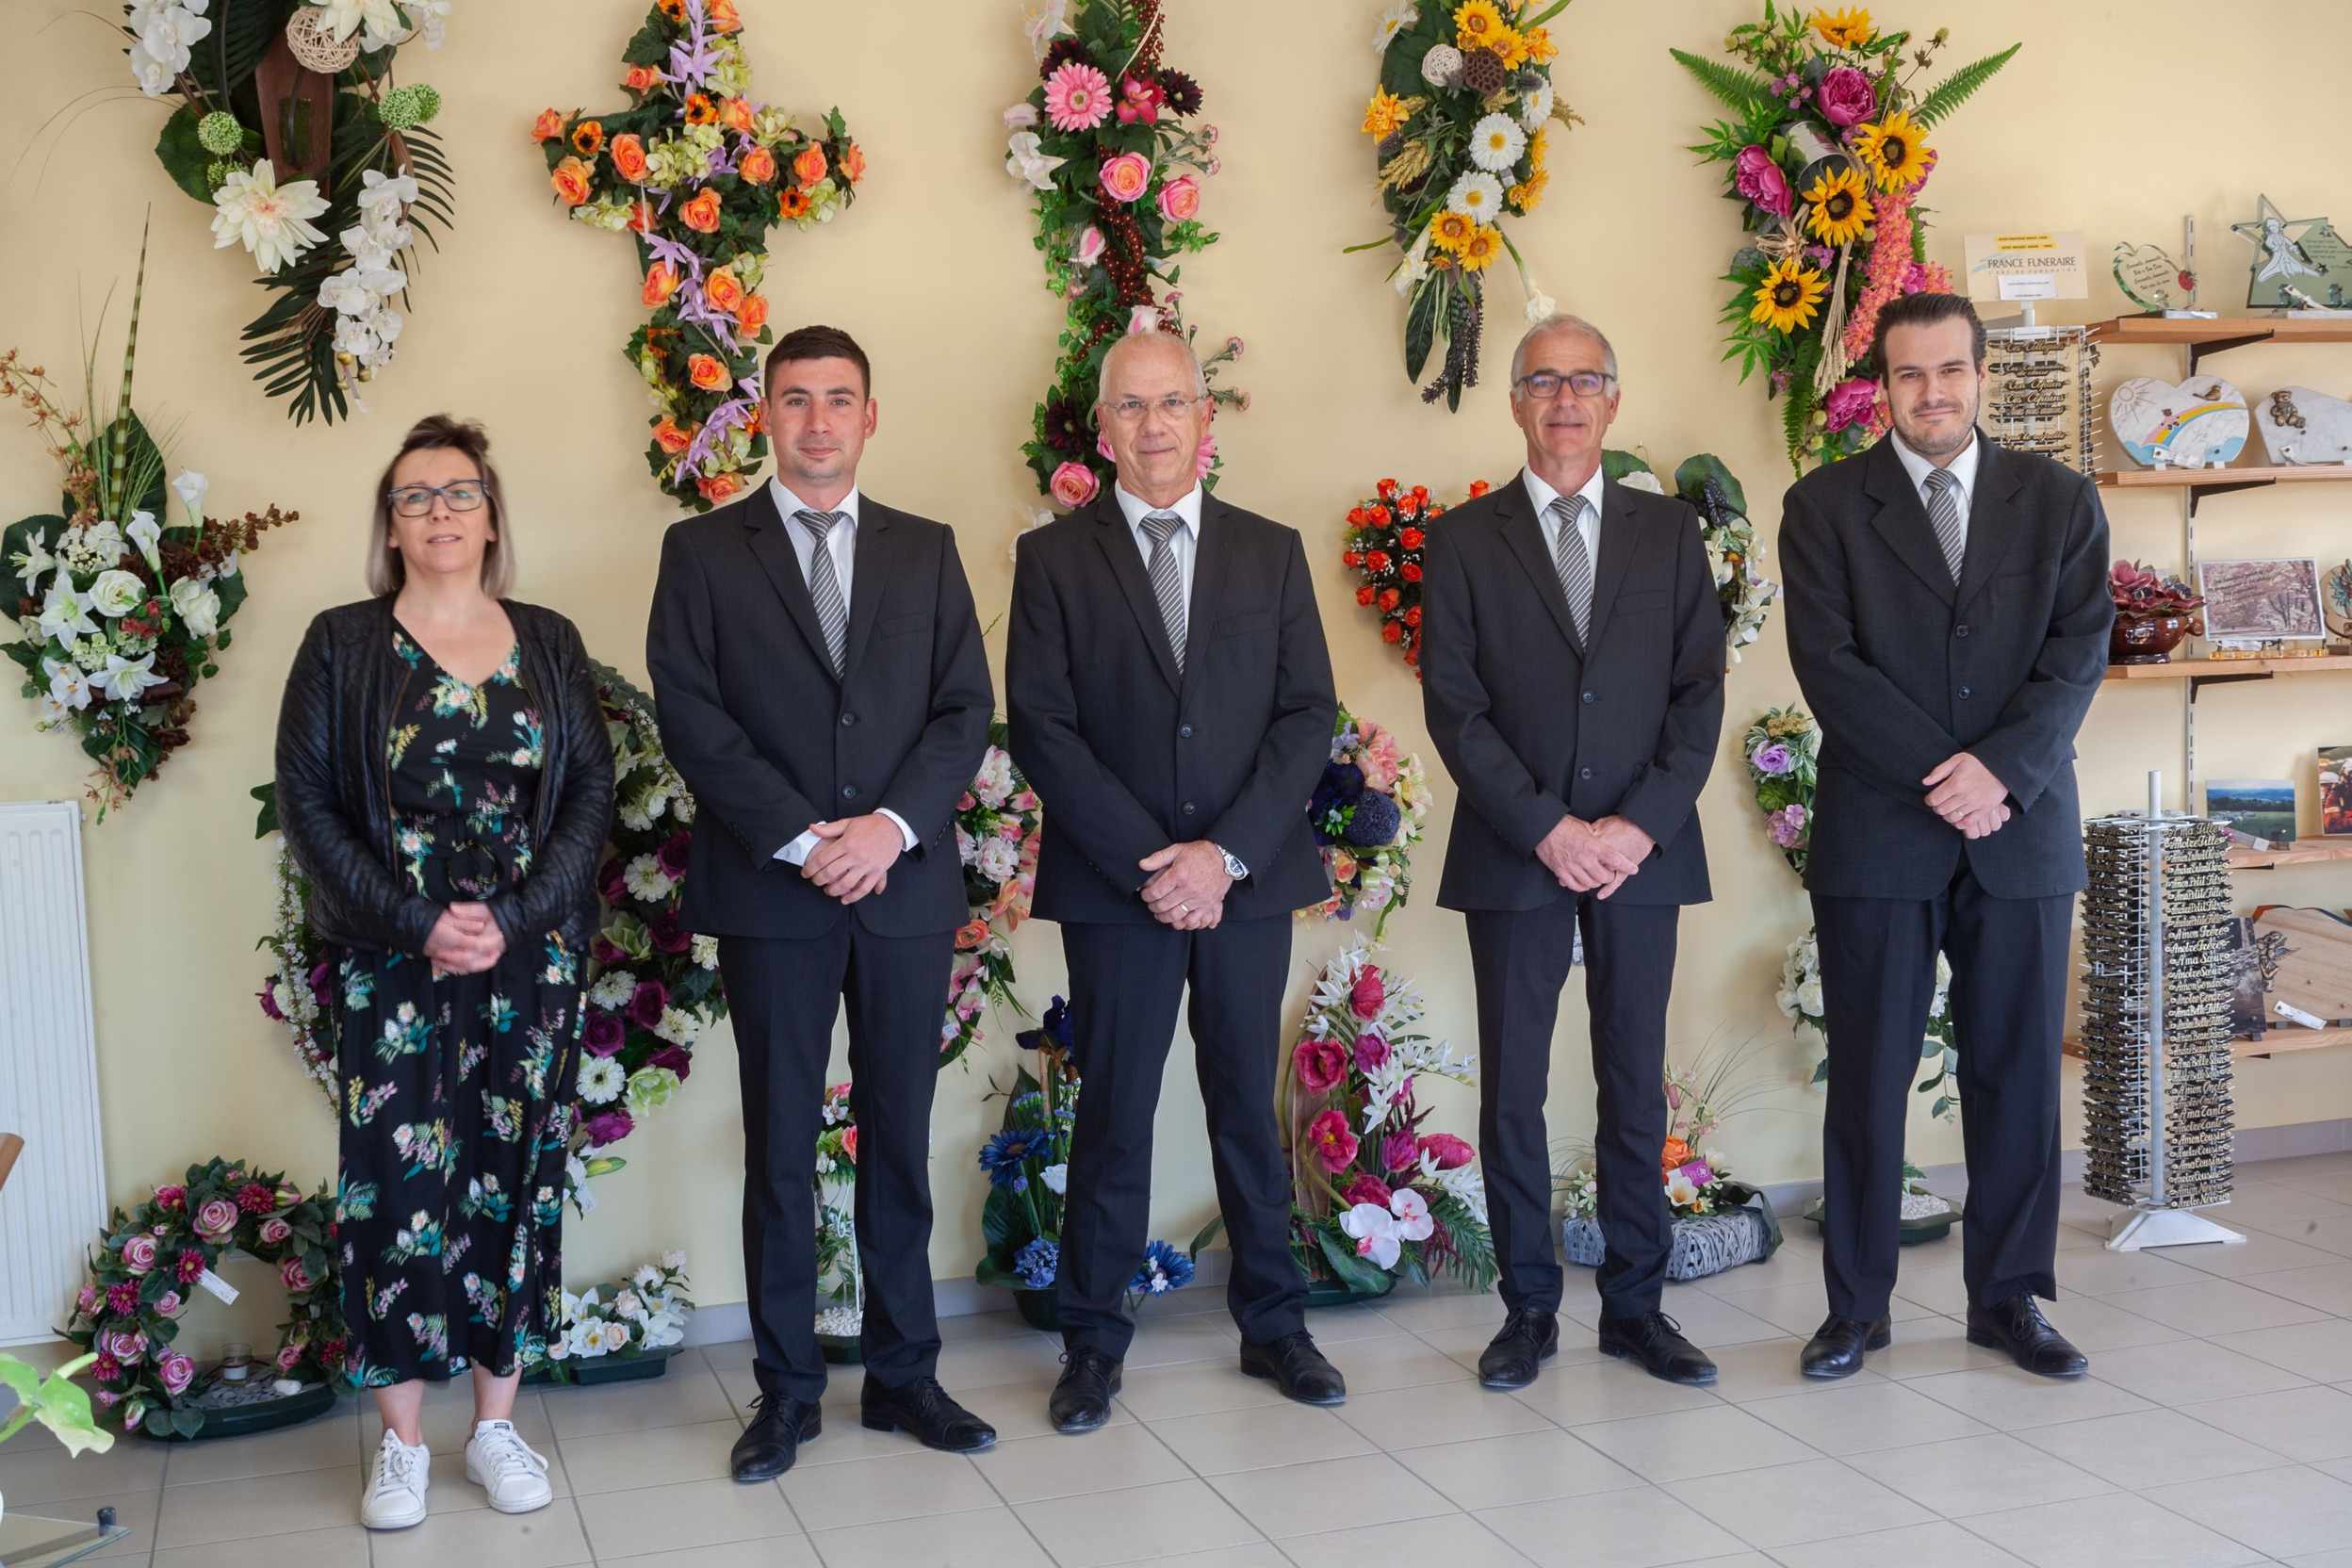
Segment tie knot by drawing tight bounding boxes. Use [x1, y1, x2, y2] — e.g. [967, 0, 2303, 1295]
[1924, 468, 1956, 498]
[1550, 495, 1589, 528]
[1141, 510, 1184, 546]
[794, 508, 843, 539]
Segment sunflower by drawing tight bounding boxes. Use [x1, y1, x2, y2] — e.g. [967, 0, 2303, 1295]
[1751, 257, 1827, 335]
[1429, 210, 1477, 253]
[1802, 166, 1874, 247]
[1809, 7, 1874, 47]
[1854, 109, 1933, 192]
[1453, 0, 1508, 52]
[1492, 24, 1530, 69]
[1459, 223, 1503, 272]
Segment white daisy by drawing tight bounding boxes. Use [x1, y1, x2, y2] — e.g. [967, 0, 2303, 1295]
[1372, 1, 1418, 51]
[1520, 80, 1555, 133]
[622, 854, 674, 902]
[210, 161, 330, 274]
[1446, 170, 1505, 222]
[1467, 112, 1527, 174]
[577, 1056, 625, 1105]
[589, 970, 637, 1010]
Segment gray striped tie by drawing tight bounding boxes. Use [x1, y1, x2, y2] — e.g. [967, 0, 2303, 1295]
[1549, 495, 1593, 647]
[1923, 468, 1966, 583]
[793, 509, 849, 675]
[1140, 510, 1188, 675]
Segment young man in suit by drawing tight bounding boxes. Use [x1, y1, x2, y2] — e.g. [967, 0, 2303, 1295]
[646, 325, 997, 1478]
[1420, 316, 1727, 1391]
[1006, 329, 1344, 1433]
[1780, 292, 2113, 1380]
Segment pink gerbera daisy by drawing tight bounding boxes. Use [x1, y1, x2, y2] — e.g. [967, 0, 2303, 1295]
[1043, 61, 1113, 133]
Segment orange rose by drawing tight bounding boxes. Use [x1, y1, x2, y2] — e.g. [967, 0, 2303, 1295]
[678, 188, 722, 233]
[1659, 1136, 1691, 1174]
[530, 107, 564, 143]
[641, 260, 679, 309]
[651, 417, 694, 455]
[684, 92, 717, 127]
[697, 471, 744, 503]
[709, 0, 742, 31]
[720, 97, 755, 135]
[704, 266, 744, 315]
[622, 63, 662, 92]
[776, 187, 810, 220]
[549, 156, 593, 206]
[625, 199, 656, 235]
[687, 353, 730, 391]
[610, 133, 646, 183]
[792, 146, 827, 186]
[841, 141, 867, 186]
[737, 145, 777, 186]
[571, 120, 604, 156]
[735, 293, 769, 334]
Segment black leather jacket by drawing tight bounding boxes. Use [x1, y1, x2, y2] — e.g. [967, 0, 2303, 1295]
[273, 596, 613, 957]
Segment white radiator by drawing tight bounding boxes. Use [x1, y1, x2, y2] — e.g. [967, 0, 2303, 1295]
[0, 801, 107, 1347]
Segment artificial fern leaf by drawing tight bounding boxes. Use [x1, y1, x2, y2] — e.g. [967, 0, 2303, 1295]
[1913, 43, 2021, 127]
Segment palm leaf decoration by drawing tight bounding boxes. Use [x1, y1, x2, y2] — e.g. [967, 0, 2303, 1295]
[185, 0, 278, 105]
[1912, 43, 2021, 127]
[1669, 48, 1770, 116]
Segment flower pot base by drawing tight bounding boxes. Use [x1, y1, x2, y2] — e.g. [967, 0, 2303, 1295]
[139, 1380, 337, 1443]
[1303, 1272, 1396, 1308]
[523, 1347, 678, 1387]
[1011, 1287, 1061, 1332]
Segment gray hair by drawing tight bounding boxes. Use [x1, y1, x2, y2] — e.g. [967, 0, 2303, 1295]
[1510, 314, 1619, 388]
[1096, 330, 1208, 405]
[367, 414, 514, 599]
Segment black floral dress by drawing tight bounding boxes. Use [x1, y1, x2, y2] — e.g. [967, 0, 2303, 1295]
[335, 628, 582, 1386]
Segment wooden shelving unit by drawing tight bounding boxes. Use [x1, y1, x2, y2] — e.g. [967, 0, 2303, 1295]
[2101, 653, 2352, 683]
[2227, 838, 2352, 871]
[2090, 313, 2352, 369]
[2066, 1025, 2352, 1062]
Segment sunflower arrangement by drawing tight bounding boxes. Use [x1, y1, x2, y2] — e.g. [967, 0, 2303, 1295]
[1006, 0, 1245, 509]
[1354, 1, 1581, 412]
[1672, 4, 2018, 470]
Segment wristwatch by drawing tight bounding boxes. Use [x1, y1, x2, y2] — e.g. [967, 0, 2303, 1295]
[1215, 843, 1249, 880]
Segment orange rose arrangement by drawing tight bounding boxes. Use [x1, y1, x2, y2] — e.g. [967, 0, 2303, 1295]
[531, 0, 865, 511]
[1339, 476, 1490, 677]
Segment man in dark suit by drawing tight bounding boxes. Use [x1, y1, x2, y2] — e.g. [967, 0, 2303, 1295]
[1780, 292, 2113, 1380]
[646, 324, 997, 1477]
[1007, 329, 1345, 1432]
[1421, 315, 1726, 1391]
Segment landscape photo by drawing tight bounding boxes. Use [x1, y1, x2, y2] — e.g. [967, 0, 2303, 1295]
[2208, 778, 2299, 842]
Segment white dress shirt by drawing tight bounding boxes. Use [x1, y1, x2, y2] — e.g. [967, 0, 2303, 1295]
[1889, 427, 1980, 551]
[1113, 480, 1204, 610]
[1522, 465, 1605, 568]
[764, 477, 914, 864]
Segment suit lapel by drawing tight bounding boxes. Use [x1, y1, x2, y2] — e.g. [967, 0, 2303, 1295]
[1863, 437, 1959, 607]
[1952, 433, 2026, 614]
[840, 499, 893, 678]
[741, 485, 838, 678]
[1579, 479, 1639, 654]
[1178, 496, 1236, 703]
[1090, 494, 1183, 693]
[1495, 475, 1585, 658]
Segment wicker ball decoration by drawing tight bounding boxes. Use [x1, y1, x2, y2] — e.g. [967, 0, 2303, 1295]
[286, 7, 362, 72]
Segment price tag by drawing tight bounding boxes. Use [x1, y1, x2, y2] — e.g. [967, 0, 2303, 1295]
[195, 1267, 240, 1305]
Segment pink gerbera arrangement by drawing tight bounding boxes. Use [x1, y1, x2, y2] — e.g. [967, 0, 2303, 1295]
[1043, 61, 1113, 133]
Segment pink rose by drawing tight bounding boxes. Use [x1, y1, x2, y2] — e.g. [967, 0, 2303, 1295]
[122, 1398, 144, 1431]
[193, 1198, 237, 1240]
[259, 1217, 293, 1245]
[1822, 376, 1880, 433]
[122, 1233, 158, 1275]
[1340, 1173, 1394, 1210]
[280, 1256, 315, 1293]
[1293, 1036, 1349, 1093]
[155, 1290, 185, 1319]
[1074, 224, 1105, 266]
[1352, 1031, 1390, 1072]
[1306, 1108, 1360, 1174]
[75, 1282, 98, 1315]
[1353, 722, 1402, 792]
[276, 1343, 303, 1373]
[1099, 151, 1152, 204]
[1417, 1132, 1476, 1170]
[1731, 144, 1792, 220]
[1817, 67, 1877, 128]
[1349, 969, 1385, 1021]
[1048, 461, 1099, 510]
[157, 1350, 196, 1396]
[1156, 174, 1200, 222]
[101, 1327, 147, 1365]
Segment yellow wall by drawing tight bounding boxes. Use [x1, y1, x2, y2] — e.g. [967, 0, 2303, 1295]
[6, 0, 2349, 1316]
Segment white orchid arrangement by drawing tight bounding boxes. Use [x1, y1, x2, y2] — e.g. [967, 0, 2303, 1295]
[534, 1253, 693, 1376]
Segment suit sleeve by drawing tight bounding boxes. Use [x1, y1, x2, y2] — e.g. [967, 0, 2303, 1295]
[487, 616, 614, 948]
[1204, 529, 1339, 875]
[645, 524, 823, 861]
[1614, 504, 1727, 851]
[1419, 517, 1573, 857]
[1780, 483, 1964, 801]
[1965, 474, 2115, 812]
[1005, 531, 1171, 891]
[875, 530, 995, 855]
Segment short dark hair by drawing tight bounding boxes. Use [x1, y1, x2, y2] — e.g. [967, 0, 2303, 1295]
[368, 415, 512, 598]
[763, 324, 872, 397]
[1869, 292, 1985, 380]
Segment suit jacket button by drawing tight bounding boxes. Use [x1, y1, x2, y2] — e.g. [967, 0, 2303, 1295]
[841, 710, 858, 726]
[1179, 724, 1194, 738]
[1577, 767, 1592, 780]
[1581, 691, 1596, 705]
[1957, 686, 1972, 700]
[1181, 801, 1197, 816]
[841, 785, 859, 800]
[1954, 625, 1970, 639]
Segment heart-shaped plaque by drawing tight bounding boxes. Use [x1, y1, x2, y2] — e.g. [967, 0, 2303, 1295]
[2109, 375, 2249, 467]
[2254, 385, 2352, 466]
[2113, 240, 2193, 313]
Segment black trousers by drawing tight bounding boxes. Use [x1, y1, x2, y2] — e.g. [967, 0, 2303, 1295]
[1055, 914, 1306, 1357]
[719, 924, 953, 1402]
[1466, 897, 1681, 1320]
[1812, 862, 2072, 1319]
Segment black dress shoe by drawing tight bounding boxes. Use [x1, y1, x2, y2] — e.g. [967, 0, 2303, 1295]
[1966, 1295, 2088, 1379]
[1799, 1314, 1891, 1380]
[1597, 1311, 1717, 1386]
[860, 1376, 998, 1453]
[1477, 1309, 1560, 1391]
[1050, 1348, 1123, 1434]
[1238, 1331, 1347, 1406]
[730, 1394, 821, 1481]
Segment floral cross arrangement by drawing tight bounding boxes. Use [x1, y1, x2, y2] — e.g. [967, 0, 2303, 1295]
[1741, 705, 1819, 874]
[1780, 924, 1958, 1115]
[1302, 705, 1431, 939]
[63, 1157, 349, 1438]
[531, 1253, 692, 1379]
[5, 236, 297, 818]
[1604, 449, 1780, 664]
[1006, 0, 1246, 510]
[532, 0, 864, 511]
[943, 723, 1044, 1069]
[124, 0, 457, 423]
[1285, 940, 1494, 1294]
[1355, 0, 1578, 411]
[1556, 1037, 1779, 1223]
[1672, 4, 2017, 470]
[1341, 475, 1491, 675]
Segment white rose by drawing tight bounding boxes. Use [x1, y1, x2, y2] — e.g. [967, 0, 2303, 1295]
[89, 569, 146, 618]
[169, 577, 221, 639]
[1617, 470, 1666, 495]
[1797, 978, 1824, 1016]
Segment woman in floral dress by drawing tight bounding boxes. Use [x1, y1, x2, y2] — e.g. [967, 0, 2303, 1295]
[275, 416, 612, 1530]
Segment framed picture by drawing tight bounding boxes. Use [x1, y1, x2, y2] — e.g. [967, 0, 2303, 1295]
[2196, 556, 2328, 641]
[2322, 745, 2352, 836]
[2207, 777, 2297, 843]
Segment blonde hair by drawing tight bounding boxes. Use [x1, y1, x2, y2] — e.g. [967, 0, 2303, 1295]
[366, 415, 514, 598]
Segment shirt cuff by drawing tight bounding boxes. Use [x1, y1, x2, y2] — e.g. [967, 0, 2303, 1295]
[776, 828, 819, 865]
[876, 808, 918, 852]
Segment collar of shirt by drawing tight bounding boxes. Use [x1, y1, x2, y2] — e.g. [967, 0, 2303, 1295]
[1890, 427, 1979, 514]
[1113, 481, 1203, 541]
[1521, 464, 1606, 555]
[768, 478, 862, 533]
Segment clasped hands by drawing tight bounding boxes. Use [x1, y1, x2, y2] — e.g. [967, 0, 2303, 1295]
[1138, 841, 1232, 931]
[424, 902, 506, 976]
[1923, 752, 2011, 841]
[1536, 814, 1654, 896]
[801, 813, 902, 905]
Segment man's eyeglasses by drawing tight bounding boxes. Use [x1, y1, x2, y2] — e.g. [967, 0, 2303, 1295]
[1513, 370, 1617, 400]
[1102, 395, 1205, 423]
[389, 482, 488, 517]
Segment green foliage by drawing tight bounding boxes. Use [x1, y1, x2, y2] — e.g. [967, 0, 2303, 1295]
[155, 104, 218, 204]
[1429, 1190, 1497, 1292]
[185, 0, 283, 106]
[1674, 452, 1748, 515]
[1912, 43, 2021, 127]
[1310, 1219, 1393, 1297]
[1403, 275, 1442, 382]
[0, 1352, 112, 1458]
[1669, 49, 1768, 117]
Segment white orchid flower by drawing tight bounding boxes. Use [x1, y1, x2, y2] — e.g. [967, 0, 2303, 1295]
[1338, 1202, 1402, 1270]
[95, 650, 166, 703]
[1004, 130, 1065, 192]
[38, 580, 100, 643]
[1387, 1186, 1434, 1241]
[10, 527, 57, 594]
[43, 657, 94, 711]
[1021, 0, 1070, 58]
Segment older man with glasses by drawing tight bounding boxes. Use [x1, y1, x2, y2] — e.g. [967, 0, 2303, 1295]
[1420, 315, 1727, 1393]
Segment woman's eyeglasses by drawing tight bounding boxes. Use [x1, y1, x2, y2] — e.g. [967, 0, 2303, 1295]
[389, 482, 487, 517]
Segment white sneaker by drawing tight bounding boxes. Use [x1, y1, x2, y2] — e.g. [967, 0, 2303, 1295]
[465, 1419, 553, 1514]
[361, 1429, 430, 1530]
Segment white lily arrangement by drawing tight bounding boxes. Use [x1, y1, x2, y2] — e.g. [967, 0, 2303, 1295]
[534, 1253, 693, 1376]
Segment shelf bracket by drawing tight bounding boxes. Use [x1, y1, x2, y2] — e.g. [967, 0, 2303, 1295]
[2186, 670, 2272, 702]
[2187, 331, 2274, 373]
[2185, 477, 2277, 517]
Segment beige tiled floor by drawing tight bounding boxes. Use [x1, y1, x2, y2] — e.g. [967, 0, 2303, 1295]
[11, 1156, 2352, 1565]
